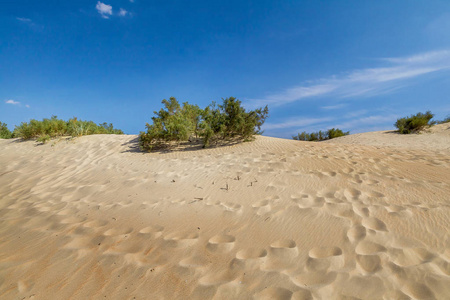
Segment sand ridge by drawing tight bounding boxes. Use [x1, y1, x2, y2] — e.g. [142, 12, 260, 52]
[0, 131, 449, 299]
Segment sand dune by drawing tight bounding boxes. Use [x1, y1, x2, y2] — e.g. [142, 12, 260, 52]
[0, 128, 449, 299]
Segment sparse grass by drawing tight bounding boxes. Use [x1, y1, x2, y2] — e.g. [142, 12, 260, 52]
[13, 116, 123, 141]
[293, 128, 349, 141]
[394, 111, 434, 134]
[139, 97, 269, 151]
[0, 122, 13, 139]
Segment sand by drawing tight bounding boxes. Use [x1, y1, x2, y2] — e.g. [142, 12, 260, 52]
[0, 125, 449, 299]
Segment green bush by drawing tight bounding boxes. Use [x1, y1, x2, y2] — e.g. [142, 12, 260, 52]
[13, 116, 123, 141]
[139, 97, 268, 151]
[394, 111, 434, 134]
[293, 128, 349, 141]
[327, 128, 349, 139]
[0, 122, 13, 139]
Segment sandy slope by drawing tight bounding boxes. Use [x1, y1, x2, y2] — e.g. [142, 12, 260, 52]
[0, 130, 449, 299]
[324, 123, 450, 151]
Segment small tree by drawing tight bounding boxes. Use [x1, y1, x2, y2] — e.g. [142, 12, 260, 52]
[327, 128, 349, 139]
[0, 122, 13, 139]
[139, 97, 269, 150]
[394, 111, 434, 134]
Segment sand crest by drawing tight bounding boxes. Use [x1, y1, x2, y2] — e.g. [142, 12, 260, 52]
[1, 128, 449, 299]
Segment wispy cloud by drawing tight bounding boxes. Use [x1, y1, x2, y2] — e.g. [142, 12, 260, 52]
[16, 17, 32, 23]
[6, 99, 20, 105]
[249, 50, 450, 108]
[321, 103, 346, 110]
[96, 1, 113, 19]
[264, 117, 333, 130]
[330, 114, 399, 132]
[118, 8, 128, 17]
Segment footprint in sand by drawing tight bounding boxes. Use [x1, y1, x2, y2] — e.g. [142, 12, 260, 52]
[386, 205, 413, 218]
[291, 270, 337, 288]
[254, 287, 295, 300]
[103, 227, 133, 236]
[343, 188, 362, 201]
[236, 248, 267, 260]
[198, 269, 239, 286]
[56, 208, 78, 216]
[138, 224, 164, 238]
[356, 254, 382, 273]
[364, 179, 379, 185]
[365, 190, 385, 198]
[356, 241, 386, 255]
[264, 240, 299, 271]
[163, 232, 199, 248]
[206, 234, 236, 253]
[308, 247, 342, 259]
[179, 254, 209, 268]
[389, 247, 435, 267]
[307, 247, 344, 272]
[220, 202, 243, 213]
[353, 206, 370, 217]
[83, 219, 108, 228]
[252, 200, 271, 215]
[362, 217, 388, 232]
[59, 215, 87, 224]
[291, 194, 324, 208]
[402, 282, 436, 300]
[347, 225, 366, 243]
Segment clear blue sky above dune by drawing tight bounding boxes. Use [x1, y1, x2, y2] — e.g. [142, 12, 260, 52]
[1, 0, 450, 137]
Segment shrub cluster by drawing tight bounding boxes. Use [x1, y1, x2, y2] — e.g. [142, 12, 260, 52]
[139, 97, 268, 150]
[293, 128, 349, 141]
[394, 111, 434, 134]
[0, 122, 13, 139]
[13, 116, 123, 142]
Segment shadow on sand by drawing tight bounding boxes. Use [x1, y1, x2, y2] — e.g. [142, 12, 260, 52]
[120, 137, 244, 155]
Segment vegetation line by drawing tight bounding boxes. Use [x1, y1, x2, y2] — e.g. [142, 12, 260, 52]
[1, 116, 123, 143]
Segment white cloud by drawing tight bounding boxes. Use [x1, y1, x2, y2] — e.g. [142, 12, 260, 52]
[96, 1, 113, 19]
[330, 114, 399, 131]
[254, 84, 336, 107]
[321, 103, 346, 110]
[5, 100, 20, 105]
[118, 8, 128, 17]
[129, 0, 135, 3]
[248, 50, 450, 108]
[25, 104, 30, 108]
[16, 17, 32, 23]
[264, 117, 333, 130]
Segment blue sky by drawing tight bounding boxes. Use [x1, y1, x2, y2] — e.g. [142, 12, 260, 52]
[1, 0, 450, 137]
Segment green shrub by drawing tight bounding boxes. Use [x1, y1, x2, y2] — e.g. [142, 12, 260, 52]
[139, 97, 268, 151]
[394, 111, 434, 134]
[13, 116, 123, 141]
[0, 122, 13, 139]
[327, 128, 349, 139]
[293, 128, 349, 141]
